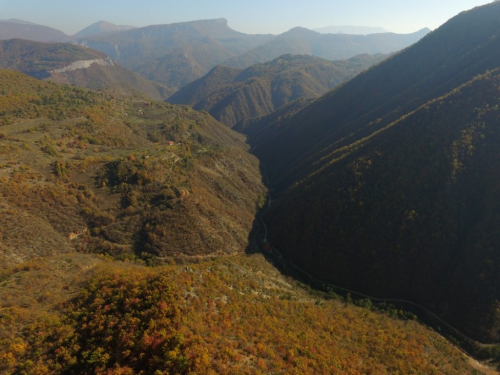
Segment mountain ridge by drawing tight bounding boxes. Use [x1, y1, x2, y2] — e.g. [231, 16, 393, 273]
[169, 53, 388, 127]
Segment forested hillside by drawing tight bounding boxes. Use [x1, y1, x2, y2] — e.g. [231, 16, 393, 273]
[0, 68, 482, 375]
[264, 69, 500, 342]
[0, 253, 477, 374]
[0, 70, 265, 267]
[169, 54, 387, 127]
[250, 1, 500, 342]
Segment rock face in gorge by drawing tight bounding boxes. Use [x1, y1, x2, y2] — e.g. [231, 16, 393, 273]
[250, 1, 500, 343]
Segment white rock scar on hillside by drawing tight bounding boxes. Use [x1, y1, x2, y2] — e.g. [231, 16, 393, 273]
[50, 57, 114, 73]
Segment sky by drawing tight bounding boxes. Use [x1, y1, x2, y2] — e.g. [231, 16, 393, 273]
[0, 0, 494, 36]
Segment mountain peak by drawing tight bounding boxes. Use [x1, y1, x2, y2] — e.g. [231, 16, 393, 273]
[74, 20, 136, 38]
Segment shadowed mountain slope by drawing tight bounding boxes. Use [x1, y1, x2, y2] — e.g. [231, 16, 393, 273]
[250, 2, 500, 343]
[254, 3, 500, 187]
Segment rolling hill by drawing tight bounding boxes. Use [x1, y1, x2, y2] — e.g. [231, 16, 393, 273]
[0, 39, 173, 100]
[250, 1, 500, 343]
[168, 53, 388, 127]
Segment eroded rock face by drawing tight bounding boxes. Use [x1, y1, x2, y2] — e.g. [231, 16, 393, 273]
[50, 57, 114, 73]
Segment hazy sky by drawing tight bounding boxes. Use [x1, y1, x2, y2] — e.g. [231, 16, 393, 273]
[0, 0, 494, 36]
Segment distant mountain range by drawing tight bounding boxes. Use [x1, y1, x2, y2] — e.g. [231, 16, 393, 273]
[75, 19, 274, 89]
[314, 25, 388, 35]
[221, 27, 430, 69]
[169, 53, 388, 127]
[0, 39, 173, 100]
[0, 18, 430, 91]
[0, 20, 137, 42]
[249, 1, 500, 343]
